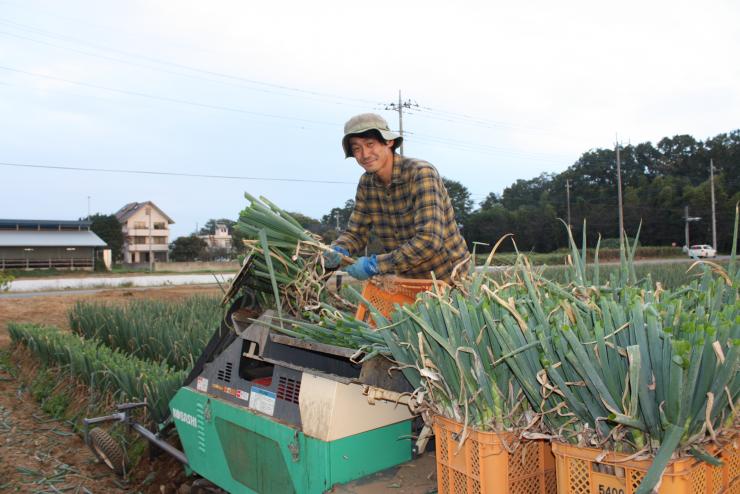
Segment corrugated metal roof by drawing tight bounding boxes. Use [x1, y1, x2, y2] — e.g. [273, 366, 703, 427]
[0, 230, 107, 247]
[0, 219, 92, 229]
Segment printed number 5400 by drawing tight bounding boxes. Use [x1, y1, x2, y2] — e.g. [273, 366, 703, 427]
[598, 486, 625, 494]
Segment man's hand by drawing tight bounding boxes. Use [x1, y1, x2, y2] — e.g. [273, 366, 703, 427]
[346, 255, 379, 280]
[323, 246, 349, 269]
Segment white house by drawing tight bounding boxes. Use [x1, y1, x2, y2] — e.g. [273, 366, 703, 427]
[115, 201, 174, 264]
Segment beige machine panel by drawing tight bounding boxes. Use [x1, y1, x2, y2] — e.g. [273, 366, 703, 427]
[299, 373, 413, 442]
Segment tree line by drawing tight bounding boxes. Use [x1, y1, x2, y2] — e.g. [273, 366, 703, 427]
[301, 129, 739, 254]
[88, 128, 740, 263]
[463, 130, 740, 252]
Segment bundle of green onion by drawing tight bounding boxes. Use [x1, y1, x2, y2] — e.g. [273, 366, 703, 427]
[234, 193, 352, 316]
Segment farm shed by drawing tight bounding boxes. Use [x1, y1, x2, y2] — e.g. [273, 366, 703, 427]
[0, 219, 107, 270]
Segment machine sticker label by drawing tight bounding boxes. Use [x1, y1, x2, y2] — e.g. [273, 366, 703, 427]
[249, 387, 276, 416]
[172, 408, 198, 428]
[196, 377, 208, 392]
[237, 390, 250, 401]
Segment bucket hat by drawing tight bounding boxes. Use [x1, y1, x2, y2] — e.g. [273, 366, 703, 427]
[341, 113, 402, 158]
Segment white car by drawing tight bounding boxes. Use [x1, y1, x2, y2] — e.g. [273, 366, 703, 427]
[687, 244, 717, 258]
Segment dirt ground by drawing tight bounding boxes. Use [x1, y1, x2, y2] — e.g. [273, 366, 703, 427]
[0, 285, 436, 494]
[0, 286, 220, 494]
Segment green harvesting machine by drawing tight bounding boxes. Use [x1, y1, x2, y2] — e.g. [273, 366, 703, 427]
[83, 257, 416, 493]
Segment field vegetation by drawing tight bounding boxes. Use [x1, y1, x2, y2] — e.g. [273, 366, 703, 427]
[68, 295, 223, 369]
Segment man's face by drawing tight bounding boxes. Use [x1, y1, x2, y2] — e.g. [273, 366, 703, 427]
[349, 136, 394, 175]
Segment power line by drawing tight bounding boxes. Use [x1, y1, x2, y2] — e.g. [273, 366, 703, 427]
[0, 16, 381, 107]
[0, 65, 338, 127]
[407, 131, 572, 160]
[408, 135, 569, 165]
[0, 161, 356, 185]
[0, 27, 372, 110]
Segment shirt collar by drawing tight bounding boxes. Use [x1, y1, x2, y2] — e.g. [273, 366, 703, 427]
[369, 154, 404, 187]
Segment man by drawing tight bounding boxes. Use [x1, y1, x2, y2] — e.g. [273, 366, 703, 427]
[324, 113, 469, 282]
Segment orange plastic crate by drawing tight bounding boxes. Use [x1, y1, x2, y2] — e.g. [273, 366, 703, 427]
[433, 415, 557, 494]
[552, 436, 740, 494]
[354, 278, 444, 325]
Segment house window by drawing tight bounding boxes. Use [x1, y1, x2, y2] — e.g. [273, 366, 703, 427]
[66, 247, 76, 251]
[153, 222, 167, 230]
[133, 221, 147, 229]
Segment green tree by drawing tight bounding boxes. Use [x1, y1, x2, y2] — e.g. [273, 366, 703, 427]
[478, 192, 501, 210]
[86, 213, 124, 262]
[442, 178, 473, 227]
[321, 199, 355, 229]
[0, 271, 13, 291]
[465, 205, 513, 249]
[287, 212, 323, 233]
[170, 235, 208, 261]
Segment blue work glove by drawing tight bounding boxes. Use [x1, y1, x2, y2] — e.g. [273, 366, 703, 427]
[346, 255, 379, 281]
[323, 245, 349, 269]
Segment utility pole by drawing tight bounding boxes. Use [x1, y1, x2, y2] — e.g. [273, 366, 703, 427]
[616, 140, 625, 246]
[87, 196, 90, 219]
[146, 206, 153, 272]
[385, 90, 417, 157]
[684, 206, 701, 249]
[334, 212, 341, 231]
[565, 179, 572, 230]
[710, 159, 717, 250]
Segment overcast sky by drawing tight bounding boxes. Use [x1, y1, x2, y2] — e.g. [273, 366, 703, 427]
[1, 0, 738, 239]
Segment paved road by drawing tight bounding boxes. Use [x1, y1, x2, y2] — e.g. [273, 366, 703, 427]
[3, 272, 236, 293]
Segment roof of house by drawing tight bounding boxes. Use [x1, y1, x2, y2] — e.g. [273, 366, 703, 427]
[0, 230, 107, 247]
[0, 219, 92, 230]
[115, 202, 174, 224]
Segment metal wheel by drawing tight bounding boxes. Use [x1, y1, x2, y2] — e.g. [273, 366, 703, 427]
[191, 479, 227, 493]
[89, 427, 127, 476]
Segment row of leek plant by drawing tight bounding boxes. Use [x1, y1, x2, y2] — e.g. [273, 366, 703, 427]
[68, 295, 223, 370]
[8, 323, 186, 424]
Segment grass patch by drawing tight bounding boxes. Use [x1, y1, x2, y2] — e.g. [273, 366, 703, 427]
[540, 260, 729, 289]
[41, 390, 72, 418]
[475, 245, 687, 266]
[0, 348, 14, 376]
[30, 368, 56, 402]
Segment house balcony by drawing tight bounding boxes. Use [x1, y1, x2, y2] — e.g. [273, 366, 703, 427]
[127, 244, 169, 252]
[124, 229, 169, 236]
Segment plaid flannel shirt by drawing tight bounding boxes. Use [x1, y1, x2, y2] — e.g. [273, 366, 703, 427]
[334, 155, 469, 280]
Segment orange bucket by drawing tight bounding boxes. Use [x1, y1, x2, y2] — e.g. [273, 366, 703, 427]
[354, 277, 446, 326]
[551, 437, 740, 494]
[433, 415, 556, 494]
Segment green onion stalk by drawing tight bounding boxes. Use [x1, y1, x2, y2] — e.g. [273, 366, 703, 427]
[234, 193, 354, 316]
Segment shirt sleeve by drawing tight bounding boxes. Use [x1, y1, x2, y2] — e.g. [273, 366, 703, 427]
[333, 181, 372, 256]
[375, 166, 445, 274]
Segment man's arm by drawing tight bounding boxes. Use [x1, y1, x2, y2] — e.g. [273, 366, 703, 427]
[333, 182, 371, 256]
[375, 166, 445, 274]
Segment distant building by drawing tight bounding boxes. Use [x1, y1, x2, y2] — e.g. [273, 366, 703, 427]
[199, 222, 233, 251]
[0, 219, 107, 270]
[115, 201, 174, 264]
